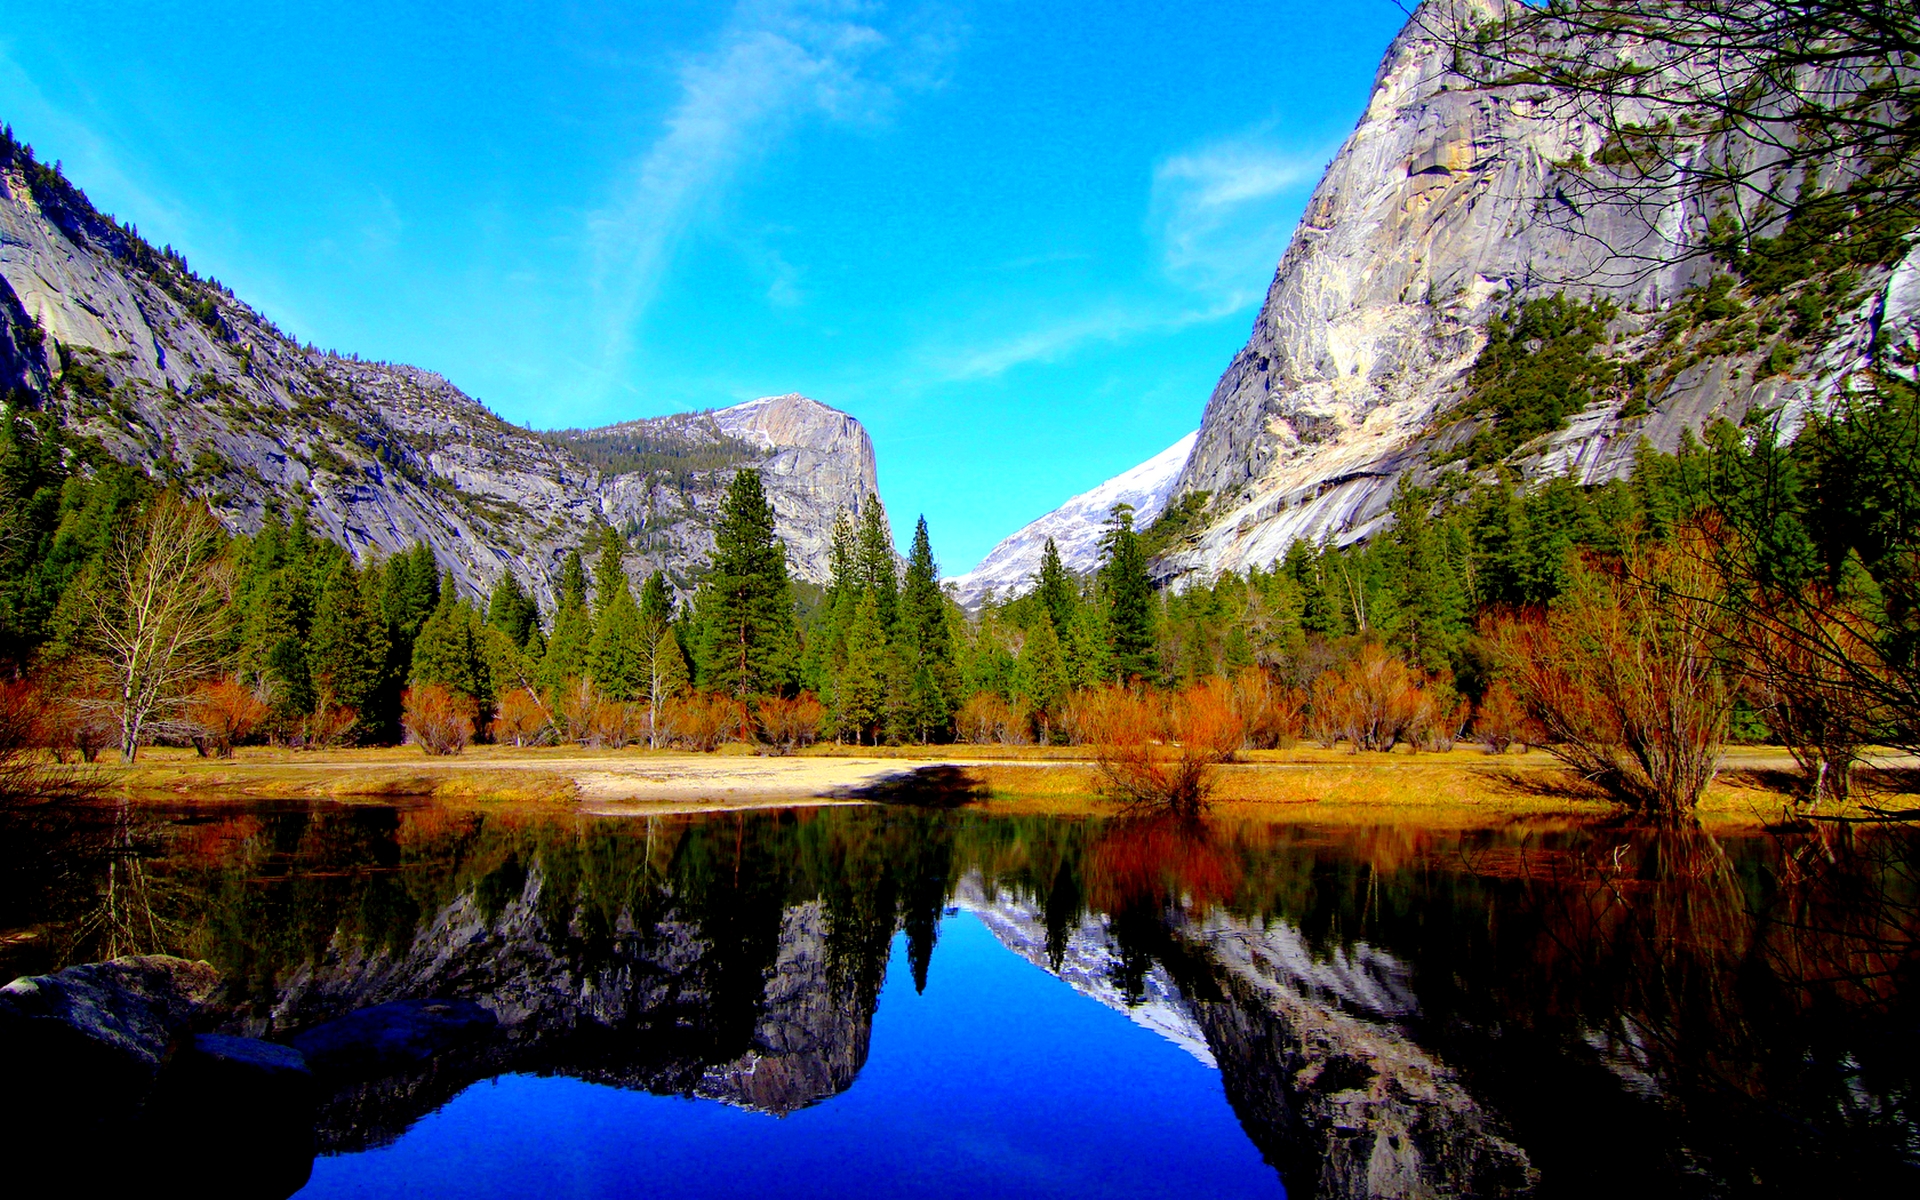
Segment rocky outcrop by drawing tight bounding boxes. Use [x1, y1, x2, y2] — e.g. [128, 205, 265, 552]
[946, 433, 1196, 607]
[0, 955, 315, 1196]
[229, 861, 877, 1144]
[1172, 910, 1537, 1199]
[1150, 0, 1920, 583]
[960, 875, 1537, 1199]
[0, 140, 887, 604]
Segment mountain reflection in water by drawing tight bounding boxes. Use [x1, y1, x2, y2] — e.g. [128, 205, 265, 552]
[2, 801, 1916, 1198]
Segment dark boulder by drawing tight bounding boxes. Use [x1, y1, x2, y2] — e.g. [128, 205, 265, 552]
[290, 998, 499, 1082]
[0, 954, 223, 1129]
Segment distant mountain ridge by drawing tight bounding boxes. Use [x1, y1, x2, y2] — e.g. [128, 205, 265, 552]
[945, 432, 1195, 607]
[0, 129, 886, 606]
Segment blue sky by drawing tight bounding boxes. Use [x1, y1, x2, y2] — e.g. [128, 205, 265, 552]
[0, 0, 1407, 573]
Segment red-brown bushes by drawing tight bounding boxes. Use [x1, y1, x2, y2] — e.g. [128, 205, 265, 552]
[185, 677, 269, 757]
[1078, 681, 1243, 818]
[757, 692, 826, 754]
[490, 687, 550, 747]
[402, 684, 476, 756]
[664, 692, 751, 751]
[1307, 644, 1429, 751]
[956, 692, 1031, 745]
[1487, 529, 1735, 816]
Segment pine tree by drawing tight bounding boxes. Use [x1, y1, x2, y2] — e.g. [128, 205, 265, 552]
[897, 516, 954, 738]
[1017, 612, 1069, 738]
[556, 548, 589, 615]
[592, 526, 627, 613]
[837, 589, 885, 743]
[696, 469, 799, 696]
[310, 565, 389, 724]
[1099, 503, 1156, 680]
[412, 587, 492, 710]
[487, 570, 539, 648]
[1065, 589, 1114, 688]
[855, 496, 898, 632]
[587, 576, 646, 701]
[639, 570, 673, 634]
[1035, 537, 1077, 636]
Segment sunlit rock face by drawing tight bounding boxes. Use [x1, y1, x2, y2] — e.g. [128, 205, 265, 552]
[951, 874, 1215, 1064]
[0, 160, 884, 603]
[226, 862, 877, 1147]
[1171, 910, 1538, 1199]
[960, 871, 1536, 1199]
[1155, 0, 1920, 584]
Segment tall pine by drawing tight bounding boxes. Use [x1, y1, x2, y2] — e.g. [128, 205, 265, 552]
[1098, 503, 1156, 680]
[696, 469, 798, 696]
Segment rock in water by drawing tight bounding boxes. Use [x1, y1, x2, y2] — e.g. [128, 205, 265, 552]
[288, 997, 499, 1082]
[0, 954, 222, 1101]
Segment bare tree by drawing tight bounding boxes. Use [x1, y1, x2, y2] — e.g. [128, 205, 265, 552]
[83, 498, 233, 761]
[1415, 0, 1920, 280]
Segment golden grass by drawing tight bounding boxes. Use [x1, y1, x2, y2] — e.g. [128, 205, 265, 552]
[63, 740, 1920, 830]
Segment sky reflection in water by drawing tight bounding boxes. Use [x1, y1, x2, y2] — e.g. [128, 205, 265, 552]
[300, 915, 1282, 1200]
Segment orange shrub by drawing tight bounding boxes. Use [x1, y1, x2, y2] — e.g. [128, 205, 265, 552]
[757, 692, 826, 754]
[553, 678, 599, 745]
[1231, 665, 1304, 749]
[665, 691, 751, 751]
[1078, 682, 1238, 817]
[301, 705, 358, 749]
[490, 687, 550, 747]
[402, 684, 476, 756]
[590, 699, 644, 749]
[1473, 679, 1530, 754]
[1486, 528, 1734, 816]
[1308, 644, 1427, 752]
[955, 692, 1030, 745]
[186, 677, 269, 757]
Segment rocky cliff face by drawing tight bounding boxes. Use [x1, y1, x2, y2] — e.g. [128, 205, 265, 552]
[0, 141, 885, 605]
[229, 860, 875, 1148]
[1140, 0, 1920, 583]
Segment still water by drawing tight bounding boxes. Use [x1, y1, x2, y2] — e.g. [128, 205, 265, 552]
[3, 799, 1917, 1198]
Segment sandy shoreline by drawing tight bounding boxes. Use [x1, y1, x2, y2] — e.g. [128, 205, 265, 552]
[80, 743, 1920, 828]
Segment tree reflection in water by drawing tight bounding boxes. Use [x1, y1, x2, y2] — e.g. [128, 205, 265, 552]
[1, 800, 1916, 1196]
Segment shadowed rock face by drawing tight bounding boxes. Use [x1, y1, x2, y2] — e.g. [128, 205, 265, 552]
[1155, 0, 1920, 583]
[0, 149, 884, 601]
[222, 863, 877, 1150]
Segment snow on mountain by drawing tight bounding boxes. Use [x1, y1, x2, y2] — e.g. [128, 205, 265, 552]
[945, 432, 1197, 608]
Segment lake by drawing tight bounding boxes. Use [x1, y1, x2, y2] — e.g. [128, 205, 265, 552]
[2, 798, 1916, 1197]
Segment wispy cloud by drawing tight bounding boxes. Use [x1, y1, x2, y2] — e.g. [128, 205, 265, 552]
[584, 0, 956, 398]
[921, 125, 1331, 383]
[1151, 129, 1328, 307]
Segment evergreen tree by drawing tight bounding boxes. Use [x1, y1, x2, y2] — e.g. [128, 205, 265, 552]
[639, 570, 673, 633]
[592, 526, 627, 613]
[1099, 504, 1156, 680]
[838, 589, 885, 743]
[556, 548, 589, 615]
[855, 496, 898, 631]
[310, 565, 389, 723]
[1035, 537, 1077, 636]
[587, 576, 646, 701]
[487, 570, 539, 648]
[696, 469, 799, 696]
[897, 516, 955, 738]
[411, 585, 492, 710]
[1065, 597, 1114, 689]
[1017, 612, 1069, 737]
